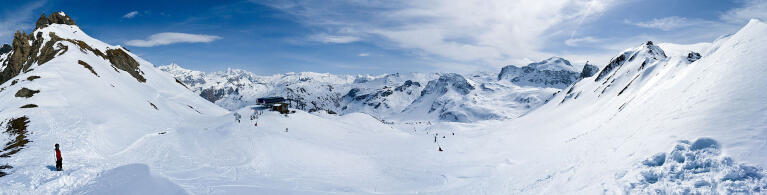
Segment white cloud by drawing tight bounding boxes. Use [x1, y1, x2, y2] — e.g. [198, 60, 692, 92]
[122, 11, 139, 19]
[721, 0, 767, 23]
[358, 53, 370, 57]
[0, 1, 44, 41]
[125, 32, 222, 47]
[565, 36, 602, 46]
[311, 34, 361, 44]
[626, 16, 693, 31]
[258, 0, 615, 71]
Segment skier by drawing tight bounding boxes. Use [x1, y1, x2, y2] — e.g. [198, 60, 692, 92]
[54, 144, 62, 171]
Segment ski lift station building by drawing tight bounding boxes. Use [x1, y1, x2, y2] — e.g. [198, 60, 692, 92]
[257, 97, 286, 105]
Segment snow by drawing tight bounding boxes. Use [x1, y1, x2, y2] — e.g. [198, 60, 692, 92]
[72, 164, 186, 194]
[1, 14, 767, 195]
[621, 138, 767, 194]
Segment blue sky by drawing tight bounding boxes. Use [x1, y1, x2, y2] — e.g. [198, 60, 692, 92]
[0, 0, 764, 75]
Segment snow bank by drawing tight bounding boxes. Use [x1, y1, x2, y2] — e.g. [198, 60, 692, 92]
[73, 164, 187, 194]
[621, 138, 767, 194]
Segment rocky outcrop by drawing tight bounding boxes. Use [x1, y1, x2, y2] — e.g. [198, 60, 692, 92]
[15, 88, 40, 98]
[1, 31, 37, 84]
[1, 30, 69, 84]
[200, 87, 237, 103]
[579, 63, 599, 79]
[595, 41, 666, 81]
[34, 12, 76, 30]
[105, 48, 146, 83]
[687, 52, 702, 63]
[0, 116, 31, 177]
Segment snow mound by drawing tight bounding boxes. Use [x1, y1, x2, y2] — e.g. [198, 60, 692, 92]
[73, 164, 187, 194]
[622, 138, 767, 194]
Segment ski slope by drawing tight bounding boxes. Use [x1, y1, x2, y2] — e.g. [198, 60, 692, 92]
[1, 12, 766, 194]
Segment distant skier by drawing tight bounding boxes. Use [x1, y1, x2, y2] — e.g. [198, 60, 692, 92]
[54, 144, 62, 171]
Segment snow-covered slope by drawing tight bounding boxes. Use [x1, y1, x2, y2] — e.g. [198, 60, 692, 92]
[451, 19, 767, 194]
[0, 12, 227, 192]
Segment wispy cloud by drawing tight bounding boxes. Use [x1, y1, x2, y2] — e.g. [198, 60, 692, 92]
[721, 0, 767, 23]
[125, 32, 222, 47]
[565, 36, 601, 46]
[122, 11, 139, 19]
[311, 34, 361, 44]
[357, 53, 370, 57]
[258, 0, 615, 71]
[625, 16, 692, 31]
[0, 1, 45, 41]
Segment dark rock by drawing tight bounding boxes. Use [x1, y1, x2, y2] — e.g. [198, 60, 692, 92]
[105, 48, 146, 83]
[200, 87, 237, 102]
[687, 52, 702, 63]
[0, 116, 31, 158]
[579, 64, 599, 78]
[175, 78, 189, 89]
[595, 53, 628, 81]
[35, 12, 77, 30]
[15, 88, 40, 98]
[19, 104, 38, 108]
[26, 76, 40, 81]
[395, 80, 420, 92]
[595, 42, 666, 82]
[1, 31, 67, 84]
[1, 31, 34, 84]
[77, 60, 99, 76]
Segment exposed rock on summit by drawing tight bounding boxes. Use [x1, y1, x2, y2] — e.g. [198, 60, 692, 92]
[35, 12, 77, 30]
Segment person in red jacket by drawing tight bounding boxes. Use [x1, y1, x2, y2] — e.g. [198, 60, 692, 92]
[54, 144, 62, 171]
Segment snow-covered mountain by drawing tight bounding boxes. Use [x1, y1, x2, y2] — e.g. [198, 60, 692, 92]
[161, 57, 589, 122]
[497, 57, 582, 89]
[2, 12, 766, 194]
[0, 12, 227, 191]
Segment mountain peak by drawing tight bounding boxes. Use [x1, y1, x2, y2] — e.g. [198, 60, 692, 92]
[527, 57, 575, 72]
[35, 12, 77, 30]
